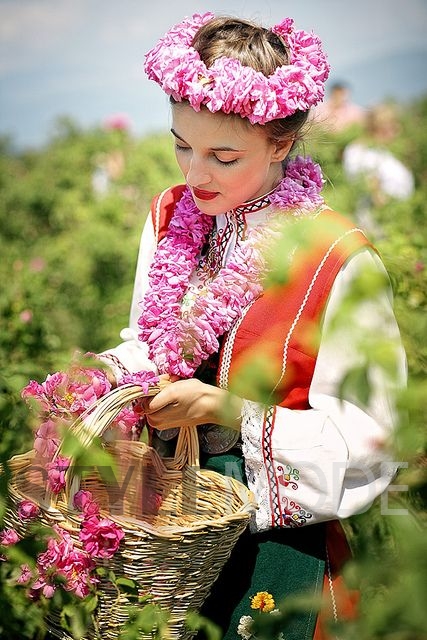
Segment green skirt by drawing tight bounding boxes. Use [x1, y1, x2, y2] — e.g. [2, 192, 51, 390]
[198, 452, 326, 640]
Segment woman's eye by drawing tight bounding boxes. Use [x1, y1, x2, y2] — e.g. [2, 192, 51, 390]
[175, 143, 190, 153]
[215, 156, 238, 166]
[174, 143, 237, 166]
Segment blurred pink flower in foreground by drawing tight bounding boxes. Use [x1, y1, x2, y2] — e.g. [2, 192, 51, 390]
[34, 418, 60, 458]
[29, 257, 46, 272]
[17, 563, 33, 585]
[20, 309, 33, 323]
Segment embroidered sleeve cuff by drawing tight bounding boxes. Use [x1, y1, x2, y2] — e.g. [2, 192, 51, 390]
[97, 333, 158, 383]
[241, 400, 350, 532]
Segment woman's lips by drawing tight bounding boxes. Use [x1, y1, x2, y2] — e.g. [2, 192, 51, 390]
[192, 187, 219, 201]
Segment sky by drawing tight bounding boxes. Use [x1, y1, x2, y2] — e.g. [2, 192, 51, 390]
[1, 0, 427, 149]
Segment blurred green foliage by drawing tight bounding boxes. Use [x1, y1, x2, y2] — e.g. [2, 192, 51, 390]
[0, 118, 182, 458]
[0, 97, 426, 638]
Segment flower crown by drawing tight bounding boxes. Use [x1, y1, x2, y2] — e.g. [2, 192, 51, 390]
[144, 12, 330, 125]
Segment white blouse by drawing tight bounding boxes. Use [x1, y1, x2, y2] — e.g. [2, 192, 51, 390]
[99, 204, 407, 532]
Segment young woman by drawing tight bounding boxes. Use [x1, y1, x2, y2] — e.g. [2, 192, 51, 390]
[97, 13, 407, 640]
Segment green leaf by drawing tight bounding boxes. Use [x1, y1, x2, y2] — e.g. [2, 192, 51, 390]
[185, 611, 222, 640]
[116, 577, 139, 596]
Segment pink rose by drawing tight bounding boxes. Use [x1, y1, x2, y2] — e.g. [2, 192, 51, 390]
[34, 418, 60, 459]
[29, 580, 56, 599]
[18, 500, 40, 521]
[79, 515, 124, 559]
[32, 526, 97, 599]
[19, 309, 33, 324]
[46, 456, 70, 494]
[22, 367, 112, 418]
[73, 490, 100, 516]
[16, 563, 33, 584]
[113, 406, 140, 436]
[103, 113, 131, 131]
[21, 379, 50, 411]
[0, 528, 20, 546]
[120, 370, 160, 393]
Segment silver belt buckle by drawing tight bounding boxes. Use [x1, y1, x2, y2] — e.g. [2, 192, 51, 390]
[155, 427, 180, 441]
[198, 423, 240, 454]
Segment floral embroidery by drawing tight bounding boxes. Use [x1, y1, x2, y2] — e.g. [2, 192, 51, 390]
[281, 497, 313, 527]
[277, 464, 300, 490]
[263, 407, 314, 528]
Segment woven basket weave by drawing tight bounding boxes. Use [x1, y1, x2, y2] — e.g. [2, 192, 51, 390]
[3, 384, 256, 639]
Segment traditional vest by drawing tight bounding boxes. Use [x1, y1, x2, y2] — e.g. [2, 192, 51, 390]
[150, 184, 372, 407]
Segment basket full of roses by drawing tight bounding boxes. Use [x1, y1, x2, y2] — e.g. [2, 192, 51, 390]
[1, 365, 256, 639]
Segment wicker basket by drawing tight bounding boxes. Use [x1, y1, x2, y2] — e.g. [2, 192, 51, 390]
[3, 384, 256, 639]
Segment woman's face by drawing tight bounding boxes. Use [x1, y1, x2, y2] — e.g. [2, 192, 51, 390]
[171, 102, 291, 215]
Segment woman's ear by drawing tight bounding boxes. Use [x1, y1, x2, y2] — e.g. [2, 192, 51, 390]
[272, 139, 293, 162]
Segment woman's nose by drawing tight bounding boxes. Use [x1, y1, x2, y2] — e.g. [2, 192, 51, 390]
[186, 157, 211, 187]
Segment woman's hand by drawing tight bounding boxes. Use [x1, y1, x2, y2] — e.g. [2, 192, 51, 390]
[141, 378, 242, 432]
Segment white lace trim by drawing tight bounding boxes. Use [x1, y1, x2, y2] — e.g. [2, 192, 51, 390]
[218, 300, 256, 390]
[240, 399, 271, 532]
[153, 187, 170, 245]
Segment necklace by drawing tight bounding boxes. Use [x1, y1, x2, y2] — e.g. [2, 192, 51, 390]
[137, 155, 324, 378]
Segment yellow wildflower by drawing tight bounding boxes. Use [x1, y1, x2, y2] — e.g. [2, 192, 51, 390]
[250, 591, 275, 613]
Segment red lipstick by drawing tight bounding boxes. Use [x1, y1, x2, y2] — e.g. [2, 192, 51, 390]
[192, 187, 219, 201]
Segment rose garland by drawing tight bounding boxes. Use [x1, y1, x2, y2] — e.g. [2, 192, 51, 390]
[138, 155, 324, 378]
[144, 13, 330, 124]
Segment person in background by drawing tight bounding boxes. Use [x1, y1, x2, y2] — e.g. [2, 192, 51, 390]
[342, 102, 415, 238]
[91, 114, 128, 197]
[315, 81, 365, 133]
[343, 102, 415, 204]
[94, 13, 406, 640]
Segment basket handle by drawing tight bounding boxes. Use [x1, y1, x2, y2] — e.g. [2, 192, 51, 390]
[48, 384, 200, 507]
[65, 383, 160, 448]
[166, 425, 200, 470]
[67, 383, 200, 466]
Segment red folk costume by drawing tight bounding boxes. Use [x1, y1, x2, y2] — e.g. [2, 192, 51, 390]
[99, 182, 405, 638]
[156, 186, 367, 636]
[98, 12, 406, 639]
